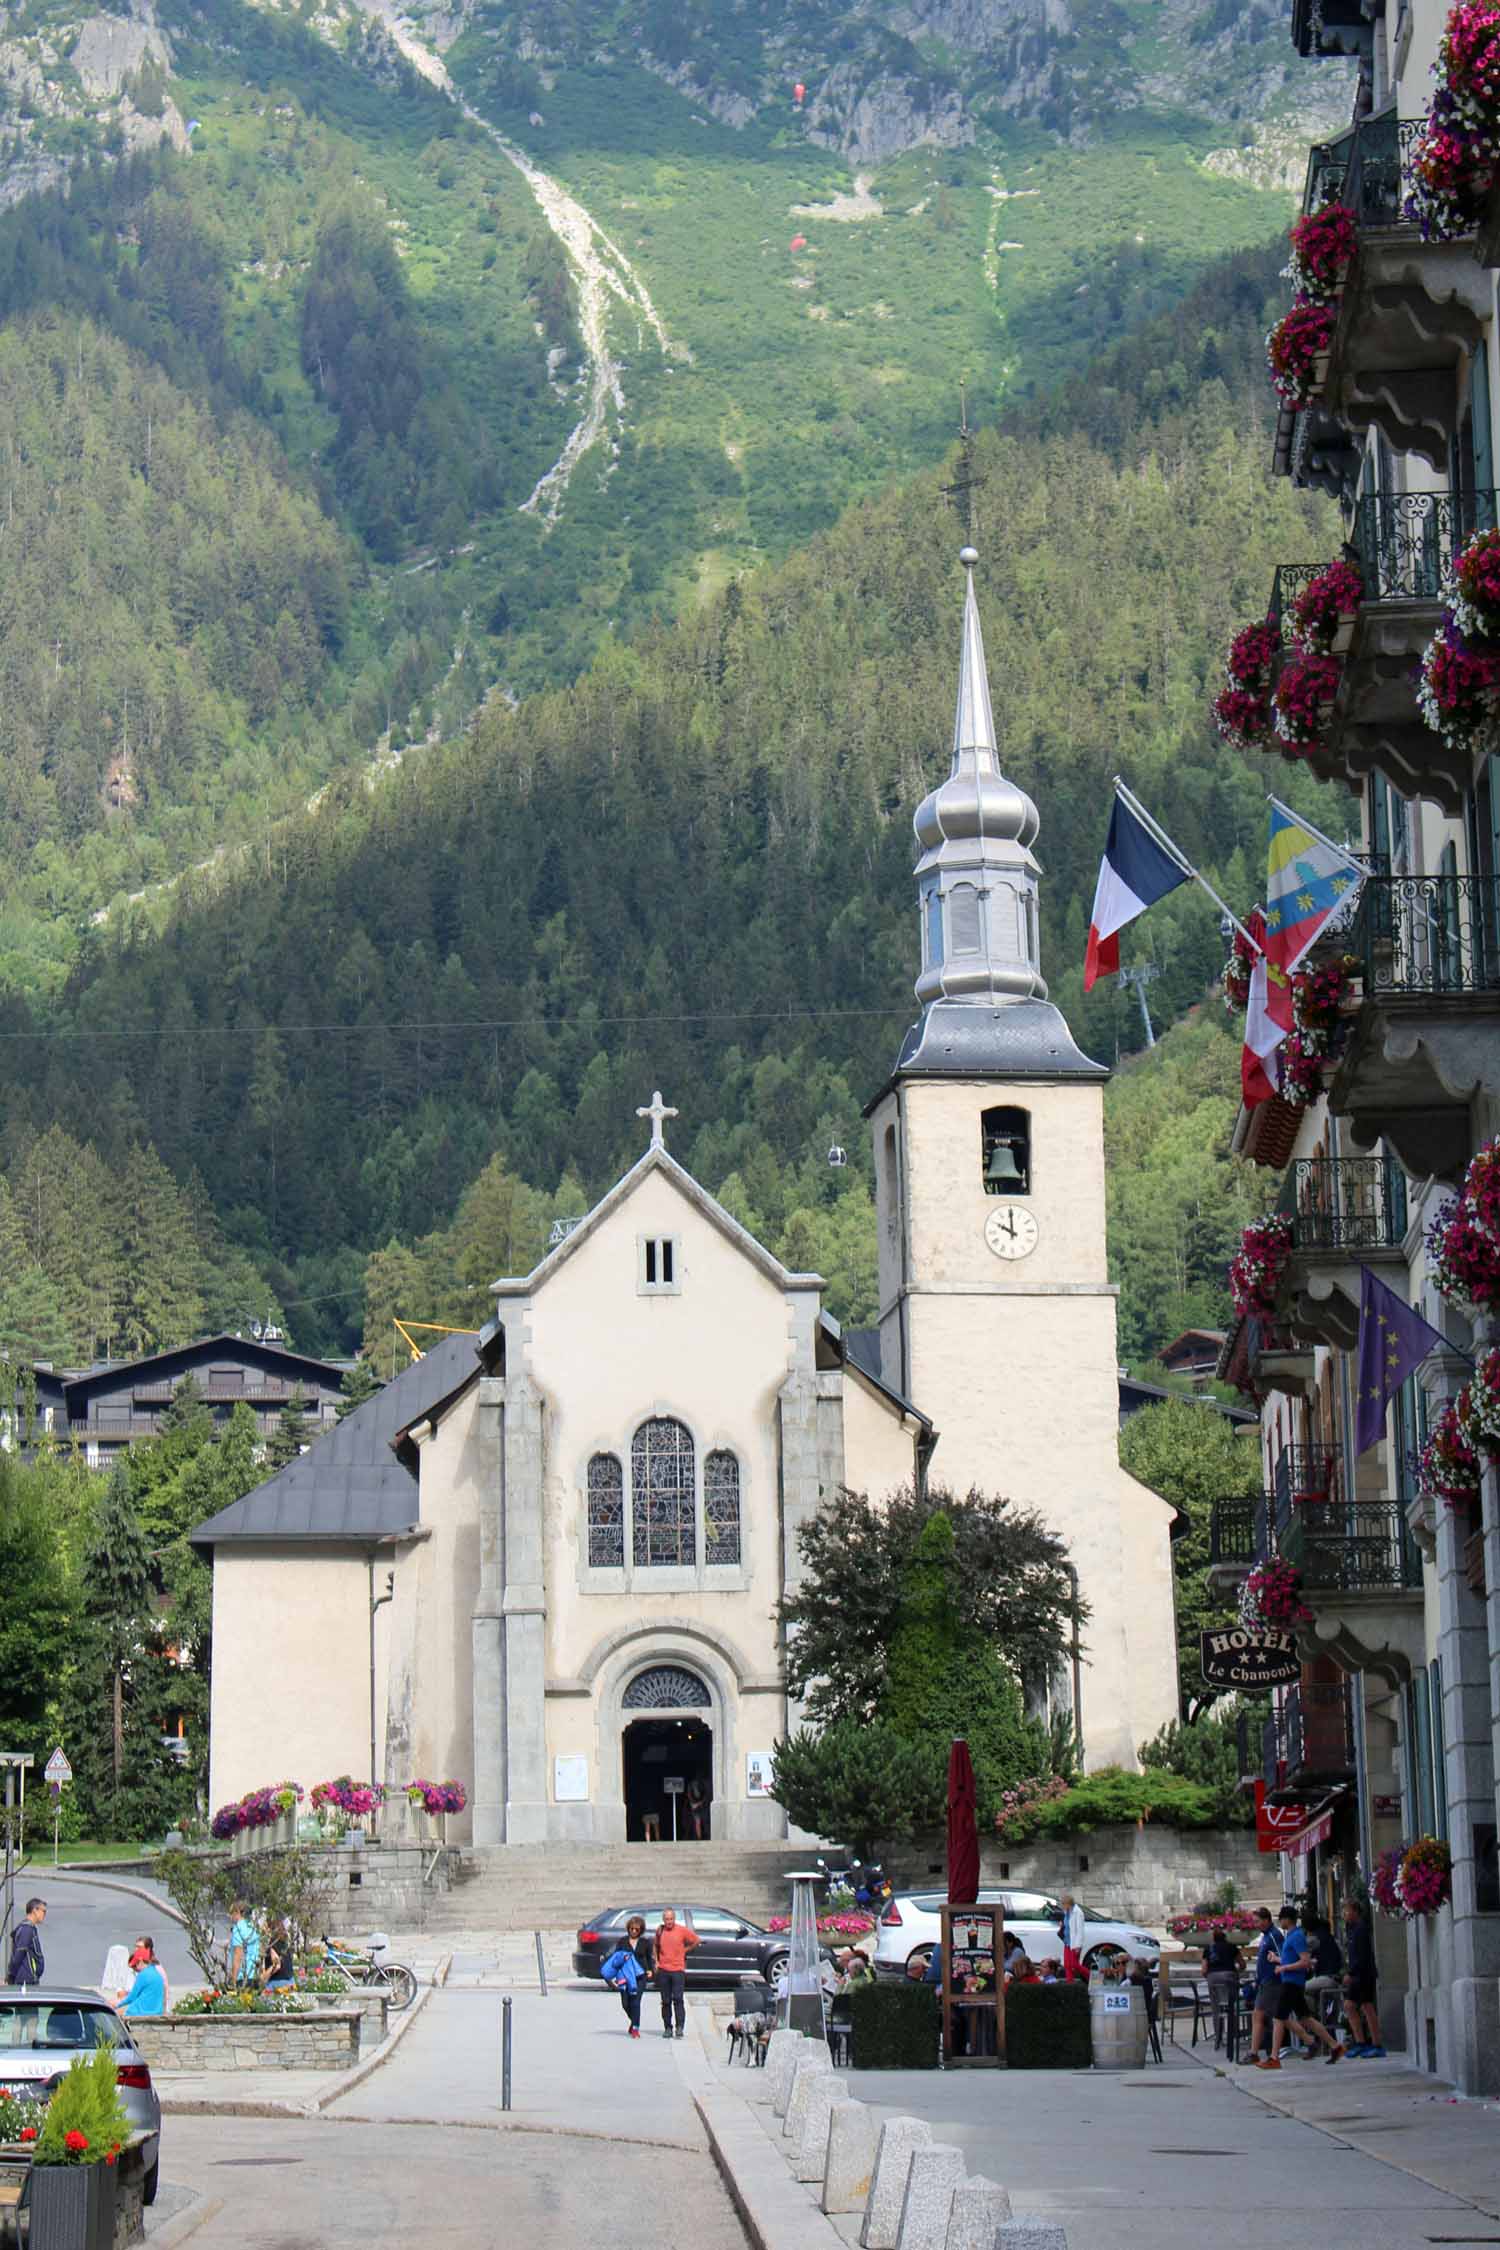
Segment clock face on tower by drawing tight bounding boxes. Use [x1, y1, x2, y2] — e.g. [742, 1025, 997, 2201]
[984, 1204, 1039, 1261]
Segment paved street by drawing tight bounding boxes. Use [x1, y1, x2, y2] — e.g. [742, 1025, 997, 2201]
[4, 1869, 198, 1994]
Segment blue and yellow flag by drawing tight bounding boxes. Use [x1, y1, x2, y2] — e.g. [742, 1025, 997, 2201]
[1263, 798, 1364, 974]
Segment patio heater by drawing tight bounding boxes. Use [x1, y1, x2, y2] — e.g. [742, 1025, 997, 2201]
[779, 1870, 828, 2039]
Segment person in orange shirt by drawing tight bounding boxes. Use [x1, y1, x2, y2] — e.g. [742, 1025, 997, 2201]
[652, 1908, 700, 2038]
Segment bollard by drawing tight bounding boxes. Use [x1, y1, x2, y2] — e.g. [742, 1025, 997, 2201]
[535, 1930, 548, 1996]
[502, 1993, 513, 2110]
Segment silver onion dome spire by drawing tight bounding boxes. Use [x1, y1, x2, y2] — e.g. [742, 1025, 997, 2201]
[912, 549, 1046, 1007]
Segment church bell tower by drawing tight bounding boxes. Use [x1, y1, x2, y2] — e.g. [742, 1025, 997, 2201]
[866, 548, 1177, 1769]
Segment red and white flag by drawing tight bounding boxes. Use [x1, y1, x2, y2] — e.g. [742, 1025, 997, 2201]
[1240, 906, 1293, 1107]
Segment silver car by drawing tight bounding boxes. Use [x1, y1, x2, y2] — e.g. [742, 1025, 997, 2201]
[870, 1887, 1160, 1978]
[0, 1989, 161, 2204]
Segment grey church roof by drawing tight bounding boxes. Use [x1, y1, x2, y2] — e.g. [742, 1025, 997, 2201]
[189, 1331, 483, 1550]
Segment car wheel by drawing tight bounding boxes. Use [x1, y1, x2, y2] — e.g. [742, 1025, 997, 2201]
[1083, 1946, 1120, 1972]
[143, 2160, 159, 2208]
[766, 1952, 789, 1996]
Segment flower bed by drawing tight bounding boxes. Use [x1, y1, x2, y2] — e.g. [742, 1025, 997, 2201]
[1288, 200, 1358, 300]
[1405, 3, 1500, 239]
[172, 1988, 313, 2017]
[209, 1782, 303, 1843]
[1266, 300, 1335, 408]
[1229, 1214, 1293, 1320]
[1273, 650, 1341, 748]
[1241, 1559, 1312, 1627]
[765, 1911, 875, 1938]
[1291, 559, 1363, 654]
[1166, 1908, 1262, 1940]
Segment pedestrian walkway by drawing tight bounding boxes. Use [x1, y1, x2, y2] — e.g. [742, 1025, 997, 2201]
[326, 1982, 708, 2145]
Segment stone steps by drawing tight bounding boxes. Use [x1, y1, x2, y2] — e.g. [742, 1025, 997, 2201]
[425, 1842, 813, 1933]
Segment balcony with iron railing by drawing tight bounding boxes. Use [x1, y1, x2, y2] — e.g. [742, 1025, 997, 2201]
[1206, 1493, 1270, 1589]
[1263, 1679, 1358, 1798]
[1307, 112, 1490, 473]
[1273, 1449, 1424, 1599]
[1272, 1156, 1408, 1350]
[1330, 873, 1500, 1181]
[1265, 490, 1493, 812]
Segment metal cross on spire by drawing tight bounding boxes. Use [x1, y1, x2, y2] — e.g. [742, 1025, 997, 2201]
[940, 377, 987, 542]
[637, 1090, 679, 1149]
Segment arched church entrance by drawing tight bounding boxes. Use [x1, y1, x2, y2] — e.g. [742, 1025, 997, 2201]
[621, 1664, 713, 1841]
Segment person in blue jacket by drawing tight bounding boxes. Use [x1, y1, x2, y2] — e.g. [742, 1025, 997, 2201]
[600, 1916, 653, 2038]
[119, 1940, 167, 2017]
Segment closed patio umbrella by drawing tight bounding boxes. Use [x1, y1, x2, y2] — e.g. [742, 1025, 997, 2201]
[946, 1736, 979, 1906]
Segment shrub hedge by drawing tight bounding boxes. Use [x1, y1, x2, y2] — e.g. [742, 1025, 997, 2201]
[848, 1980, 939, 2069]
[1004, 1982, 1093, 2069]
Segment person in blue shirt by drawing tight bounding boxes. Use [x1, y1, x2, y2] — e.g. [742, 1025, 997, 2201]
[119, 1953, 167, 2016]
[1242, 1906, 1281, 2066]
[228, 1903, 260, 1988]
[1258, 1906, 1345, 2068]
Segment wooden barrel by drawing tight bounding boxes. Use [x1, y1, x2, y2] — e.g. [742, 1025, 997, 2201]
[1089, 1980, 1148, 2069]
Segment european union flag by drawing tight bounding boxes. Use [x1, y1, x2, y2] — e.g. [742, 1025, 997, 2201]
[1354, 1267, 1448, 1456]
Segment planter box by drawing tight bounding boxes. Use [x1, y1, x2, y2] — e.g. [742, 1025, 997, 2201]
[305, 1988, 388, 2050]
[130, 2009, 360, 2073]
[29, 2161, 118, 2250]
[2, 2133, 152, 2250]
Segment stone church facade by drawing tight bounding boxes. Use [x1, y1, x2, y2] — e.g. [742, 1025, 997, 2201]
[194, 553, 1180, 1846]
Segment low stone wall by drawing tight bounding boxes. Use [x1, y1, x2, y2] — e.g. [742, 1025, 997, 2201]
[319, 1842, 453, 1936]
[974, 1824, 1266, 1923]
[306, 1987, 388, 2051]
[129, 2009, 361, 2072]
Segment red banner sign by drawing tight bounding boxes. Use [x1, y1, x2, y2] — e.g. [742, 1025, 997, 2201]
[1254, 1778, 1326, 1855]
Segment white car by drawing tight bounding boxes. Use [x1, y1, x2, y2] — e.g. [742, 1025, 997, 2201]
[870, 1887, 1160, 1978]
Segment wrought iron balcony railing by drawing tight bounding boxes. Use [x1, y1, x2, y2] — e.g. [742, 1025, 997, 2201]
[1287, 1156, 1408, 1254]
[1269, 1681, 1358, 1786]
[1343, 110, 1432, 231]
[1273, 1443, 1344, 1525]
[1301, 126, 1355, 219]
[1209, 1496, 1259, 1568]
[1355, 487, 1500, 601]
[1347, 873, 1500, 998]
[1278, 1497, 1425, 1593]
[1269, 563, 1325, 649]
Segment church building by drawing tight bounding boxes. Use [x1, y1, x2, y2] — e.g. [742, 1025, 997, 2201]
[193, 551, 1180, 1846]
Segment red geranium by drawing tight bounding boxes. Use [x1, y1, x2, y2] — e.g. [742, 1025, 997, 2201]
[1273, 651, 1341, 748]
[1266, 300, 1335, 408]
[64, 2131, 89, 2154]
[1288, 200, 1357, 299]
[1291, 559, 1363, 653]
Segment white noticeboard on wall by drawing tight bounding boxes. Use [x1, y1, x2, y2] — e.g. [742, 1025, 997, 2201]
[553, 1754, 589, 1803]
[746, 1752, 774, 1798]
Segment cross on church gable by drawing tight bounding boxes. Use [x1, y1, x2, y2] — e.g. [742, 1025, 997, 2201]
[637, 1090, 679, 1149]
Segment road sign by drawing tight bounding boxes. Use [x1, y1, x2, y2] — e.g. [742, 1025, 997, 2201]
[44, 1750, 71, 1786]
[662, 1777, 685, 1794]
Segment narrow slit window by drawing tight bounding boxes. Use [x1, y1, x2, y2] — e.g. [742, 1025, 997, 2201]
[950, 882, 982, 954]
[640, 1236, 680, 1293]
[705, 1450, 741, 1566]
[586, 1452, 624, 1567]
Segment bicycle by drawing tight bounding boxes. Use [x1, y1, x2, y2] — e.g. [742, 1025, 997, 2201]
[318, 1933, 419, 2011]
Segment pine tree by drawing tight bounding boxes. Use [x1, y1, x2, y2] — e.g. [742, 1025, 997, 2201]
[266, 1386, 311, 1469]
[336, 1360, 383, 1420]
[60, 1464, 183, 1839]
[115, 1144, 205, 1355]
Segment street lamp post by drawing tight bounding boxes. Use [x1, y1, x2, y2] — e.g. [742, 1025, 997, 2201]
[368, 1557, 395, 1793]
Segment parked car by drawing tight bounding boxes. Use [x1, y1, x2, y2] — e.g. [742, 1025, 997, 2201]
[870, 1889, 1160, 1979]
[0, 1988, 161, 2203]
[573, 1905, 805, 1988]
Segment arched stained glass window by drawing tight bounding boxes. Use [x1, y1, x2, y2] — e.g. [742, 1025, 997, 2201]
[586, 1452, 624, 1567]
[623, 1664, 710, 1709]
[632, 1417, 696, 1566]
[704, 1450, 741, 1566]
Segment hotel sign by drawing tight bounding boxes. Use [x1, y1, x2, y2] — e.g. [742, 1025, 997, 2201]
[1199, 1623, 1301, 1690]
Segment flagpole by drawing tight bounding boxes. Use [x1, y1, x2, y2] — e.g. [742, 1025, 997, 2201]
[1265, 794, 1369, 882]
[1112, 777, 1263, 953]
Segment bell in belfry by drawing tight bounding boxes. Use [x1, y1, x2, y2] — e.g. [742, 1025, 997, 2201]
[985, 1137, 1025, 1189]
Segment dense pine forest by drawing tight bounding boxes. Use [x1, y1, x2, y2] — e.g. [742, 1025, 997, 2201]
[0, 243, 1337, 1365]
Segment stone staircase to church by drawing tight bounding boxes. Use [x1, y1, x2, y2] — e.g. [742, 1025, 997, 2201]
[423, 1842, 816, 1934]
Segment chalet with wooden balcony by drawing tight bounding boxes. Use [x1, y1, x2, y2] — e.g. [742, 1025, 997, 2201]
[10, 1334, 350, 1469]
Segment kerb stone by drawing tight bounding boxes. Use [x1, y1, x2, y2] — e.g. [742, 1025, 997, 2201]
[822, 2098, 879, 2214]
[791, 2071, 848, 2181]
[782, 2047, 833, 2140]
[896, 2144, 966, 2250]
[945, 2176, 1013, 2250]
[860, 2115, 933, 2250]
[996, 2225, 1069, 2250]
[765, 2028, 809, 2112]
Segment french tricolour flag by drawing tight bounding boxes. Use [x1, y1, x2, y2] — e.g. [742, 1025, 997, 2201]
[1083, 791, 1190, 991]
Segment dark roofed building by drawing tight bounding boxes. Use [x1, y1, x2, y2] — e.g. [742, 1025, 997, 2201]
[17, 1334, 351, 1470]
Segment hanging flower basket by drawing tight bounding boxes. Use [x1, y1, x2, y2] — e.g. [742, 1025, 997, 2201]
[1229, 1213, 1293, 1320]
[1400, 1834, 1454, 1917]
[1452, 525, 1500, 640]
[1470, 1345, 1500, 1446]
[1404, 4, 1500, 239]
[1222, 923, 1257, 1013]
[1212, 619, 1279, 752]
[1278, 955, 1360, 1109]
[1291, 559, 1364, 655]
[1417, 612, 1500, 751]
[1462, 1136, 1500, 1243]
[1418, 1388, 1482, 1502]
[1241, 1558, 1312, 1626]
[1371, 1846, 1406, 1918]
[1273, 651, 1341, 748]
[1429, 1186, 1500, 1312]
[1266, 300, 1335, 408]
[1287, 199, 1358, 300]
[1213, 684, 1271, 750]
